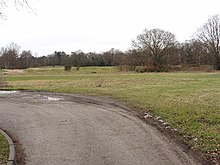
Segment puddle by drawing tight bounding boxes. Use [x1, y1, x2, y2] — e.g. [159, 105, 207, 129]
[44, 96, 61, 101]
[0, 91, 18, 94]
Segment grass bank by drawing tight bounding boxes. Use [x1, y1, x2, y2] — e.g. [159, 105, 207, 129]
[0, 132, 9, 165]
[2, 66, 220, 162]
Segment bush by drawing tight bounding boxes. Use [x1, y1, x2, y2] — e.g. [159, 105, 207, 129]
[64, 65, 72, 71]
[118, 65, 135, 72]
[145, 65, 169, 72]
[135, 66, 146, 73]
[119, 65, 169, 73]
[76, 67, 80, 71]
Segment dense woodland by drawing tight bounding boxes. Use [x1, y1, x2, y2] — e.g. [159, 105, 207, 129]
[1, 15, 220, 71]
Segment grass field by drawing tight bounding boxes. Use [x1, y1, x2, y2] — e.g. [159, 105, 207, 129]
[1, 66, 220, 161]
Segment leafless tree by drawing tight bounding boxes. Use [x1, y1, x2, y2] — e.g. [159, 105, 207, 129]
[0, 43, 20, 69]
[132, 28, 177, 69]
[19, 50, 33, 68]
[196, 15, 220, 69]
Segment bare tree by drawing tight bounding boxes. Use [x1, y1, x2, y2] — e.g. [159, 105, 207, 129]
[0, 43, 20, 69]
[123, 49, 146, 70]
[19, 50, 33, 68]
[196, 15, 220, 69]
[132, 28, 177, 70]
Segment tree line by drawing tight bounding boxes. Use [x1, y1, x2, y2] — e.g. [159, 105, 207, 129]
[1, 15, 220, 71]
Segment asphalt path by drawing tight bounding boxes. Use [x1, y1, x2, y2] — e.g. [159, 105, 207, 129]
[0, 91, 202, 165]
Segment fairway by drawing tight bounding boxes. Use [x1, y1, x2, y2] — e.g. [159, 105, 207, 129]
[2, 67, 220, 162]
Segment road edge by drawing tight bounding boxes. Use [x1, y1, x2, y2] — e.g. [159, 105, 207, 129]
[0, 129, 16, 165]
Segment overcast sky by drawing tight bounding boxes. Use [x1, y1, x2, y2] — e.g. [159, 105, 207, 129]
[0, 0, 220, 56]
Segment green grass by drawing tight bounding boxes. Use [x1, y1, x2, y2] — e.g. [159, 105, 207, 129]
[0, 132, 9, 165]
[2, 66, 220, 158]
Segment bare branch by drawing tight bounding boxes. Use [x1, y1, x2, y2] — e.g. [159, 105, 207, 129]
[195, 15, 220, 69]
[0, 0, 33, 18]
[132, 28, 176, 67]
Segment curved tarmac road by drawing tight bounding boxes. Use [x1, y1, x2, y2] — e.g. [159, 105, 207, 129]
[0, 91, 201, 165]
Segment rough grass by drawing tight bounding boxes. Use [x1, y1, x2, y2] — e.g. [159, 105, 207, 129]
[0, 69, 7, 87]
[0, 132, 9, 165]
[2, 66, 220, 161]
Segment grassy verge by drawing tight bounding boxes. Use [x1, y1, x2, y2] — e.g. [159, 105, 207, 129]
[2, 66, 220, 161]
[0, 132, 9, 165]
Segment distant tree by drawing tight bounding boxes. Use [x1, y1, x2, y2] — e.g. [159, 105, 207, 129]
[196, 15, 220, 69]
[84, 52, 99, 66]
[37, 56, 47, 67]
[19, 50, 33, 68]
[54, 51, 66, 66]
[70, 50, 85, 69]
[0, 43, 20, 69]
[132, 28, 177, 70]
[96, 54, 105, 66]
[124, 49, 146, 70]
[180, 41, 199, 66]
[102, 48, 124, 66]
[111, 49, 124, 66]
[102, 49, 115, 66]
[179, 40, 211, 66]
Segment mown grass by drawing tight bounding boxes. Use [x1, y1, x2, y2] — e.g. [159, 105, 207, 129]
[2, 66, 220, 160]
[0, 132, 9, 165]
